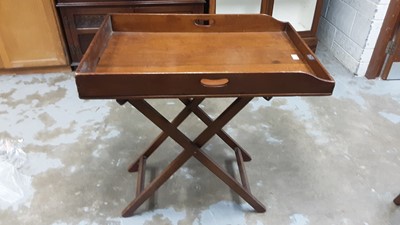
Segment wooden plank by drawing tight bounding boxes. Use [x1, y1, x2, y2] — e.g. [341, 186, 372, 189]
[208, 0, 216, 13]
[285, 23, 332, 81]
[95, 32, 312, 74]
[262, 0, 273, 15]
[110, 14, 286, 32]
[136, 156, 146, 197]
[76, 15, 113, 72]
[235, 148, 250, 191]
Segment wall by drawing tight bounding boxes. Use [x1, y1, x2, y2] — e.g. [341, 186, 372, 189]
[317, 0, 390, 76]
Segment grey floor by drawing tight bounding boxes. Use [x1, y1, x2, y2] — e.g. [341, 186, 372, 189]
[0, 44, 400, 225]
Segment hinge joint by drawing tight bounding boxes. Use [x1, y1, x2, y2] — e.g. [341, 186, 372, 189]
[386, 40, 396, 55]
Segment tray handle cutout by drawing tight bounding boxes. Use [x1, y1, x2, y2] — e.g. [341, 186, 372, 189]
[194, 18, 215, 27]
[200, 78, 229, 88]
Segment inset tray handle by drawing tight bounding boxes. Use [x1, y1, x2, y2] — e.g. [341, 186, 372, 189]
[200, 78, 229, 88]
[193, 18, 215, 27]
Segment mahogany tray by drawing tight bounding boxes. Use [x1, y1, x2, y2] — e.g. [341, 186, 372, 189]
[75, 14, 335, 99]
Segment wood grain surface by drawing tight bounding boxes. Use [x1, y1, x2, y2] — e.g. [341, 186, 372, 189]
[76, 14, 334, 99]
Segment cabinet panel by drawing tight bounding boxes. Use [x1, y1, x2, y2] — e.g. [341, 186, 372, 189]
[78, 33, 97, 54]
[74, 14, 108, 28]
[0, 36, 9, 68]
[135, 5, 204, 13]
[271, 0, 319, 33]
[215, 0, 263, 14]
[58, 7, 134, 64]
[0, 0, 67, 68]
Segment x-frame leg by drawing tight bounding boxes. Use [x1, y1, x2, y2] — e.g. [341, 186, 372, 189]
[121, 97, 266, 217]
[179, 98, 252, 161]
[127, 98, 252, 172]
[126, 97, 205, 172]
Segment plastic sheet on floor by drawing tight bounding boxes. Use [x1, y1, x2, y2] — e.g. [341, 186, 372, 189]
[0, 139, 29, 204]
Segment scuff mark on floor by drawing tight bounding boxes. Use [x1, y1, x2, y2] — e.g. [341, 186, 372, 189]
[378, 111, 400, 124]
[289, 214, 309, 225]
[193, 201, 250, 225]
[22, 152, 64, 176]
[108, 207, 185, 225]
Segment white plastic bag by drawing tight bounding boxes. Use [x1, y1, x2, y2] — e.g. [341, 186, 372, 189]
[0, 139, 29, 204]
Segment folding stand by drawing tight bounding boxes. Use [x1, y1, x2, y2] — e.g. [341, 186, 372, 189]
[75, 14, 335, 218]
[117, 97, 271, 217]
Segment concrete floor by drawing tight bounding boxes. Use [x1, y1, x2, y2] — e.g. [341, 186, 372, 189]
[0, 44, 400, 225]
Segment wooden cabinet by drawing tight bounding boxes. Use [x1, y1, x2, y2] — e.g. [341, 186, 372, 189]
[0, 55, 4, 69]
[267, 0, 322, 51]
[0, 0, 67, 69]
[56, 0, 207, 66]
[211, 0, 322, 51]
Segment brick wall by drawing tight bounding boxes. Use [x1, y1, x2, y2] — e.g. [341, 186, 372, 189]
[317, 0, 390, 76]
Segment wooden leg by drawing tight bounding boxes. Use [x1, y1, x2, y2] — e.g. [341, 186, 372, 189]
[129, 96, 252, 172]
[122, 150, 193, 217]
[127, 98, 204, 172]
[122, 97, 265, 217]
[193, 150, 265, 212]
[180, 98, 252, 161]
[235, 148, 250, 191]
[394, 194, 400, 206]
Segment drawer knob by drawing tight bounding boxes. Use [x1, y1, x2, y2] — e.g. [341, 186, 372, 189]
[200, 78, 229, 88]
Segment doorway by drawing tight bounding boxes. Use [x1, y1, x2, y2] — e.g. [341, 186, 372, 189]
[365, 0, 400, 80]
[382, 22, 400, 79]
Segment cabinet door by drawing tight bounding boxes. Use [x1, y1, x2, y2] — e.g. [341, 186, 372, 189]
[266, 0, 321, 51]
[269, 0, 322, 35]
[214, 0, 263, 14]
[0, 0, 67, 68]
[59, 7, 134, 65]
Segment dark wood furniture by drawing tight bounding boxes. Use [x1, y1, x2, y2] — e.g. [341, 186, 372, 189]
[395, 194, 400, 205]
[56, 0, 206, 67]
[208, 0, 323, 51]
[76, 14, 335, 217]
